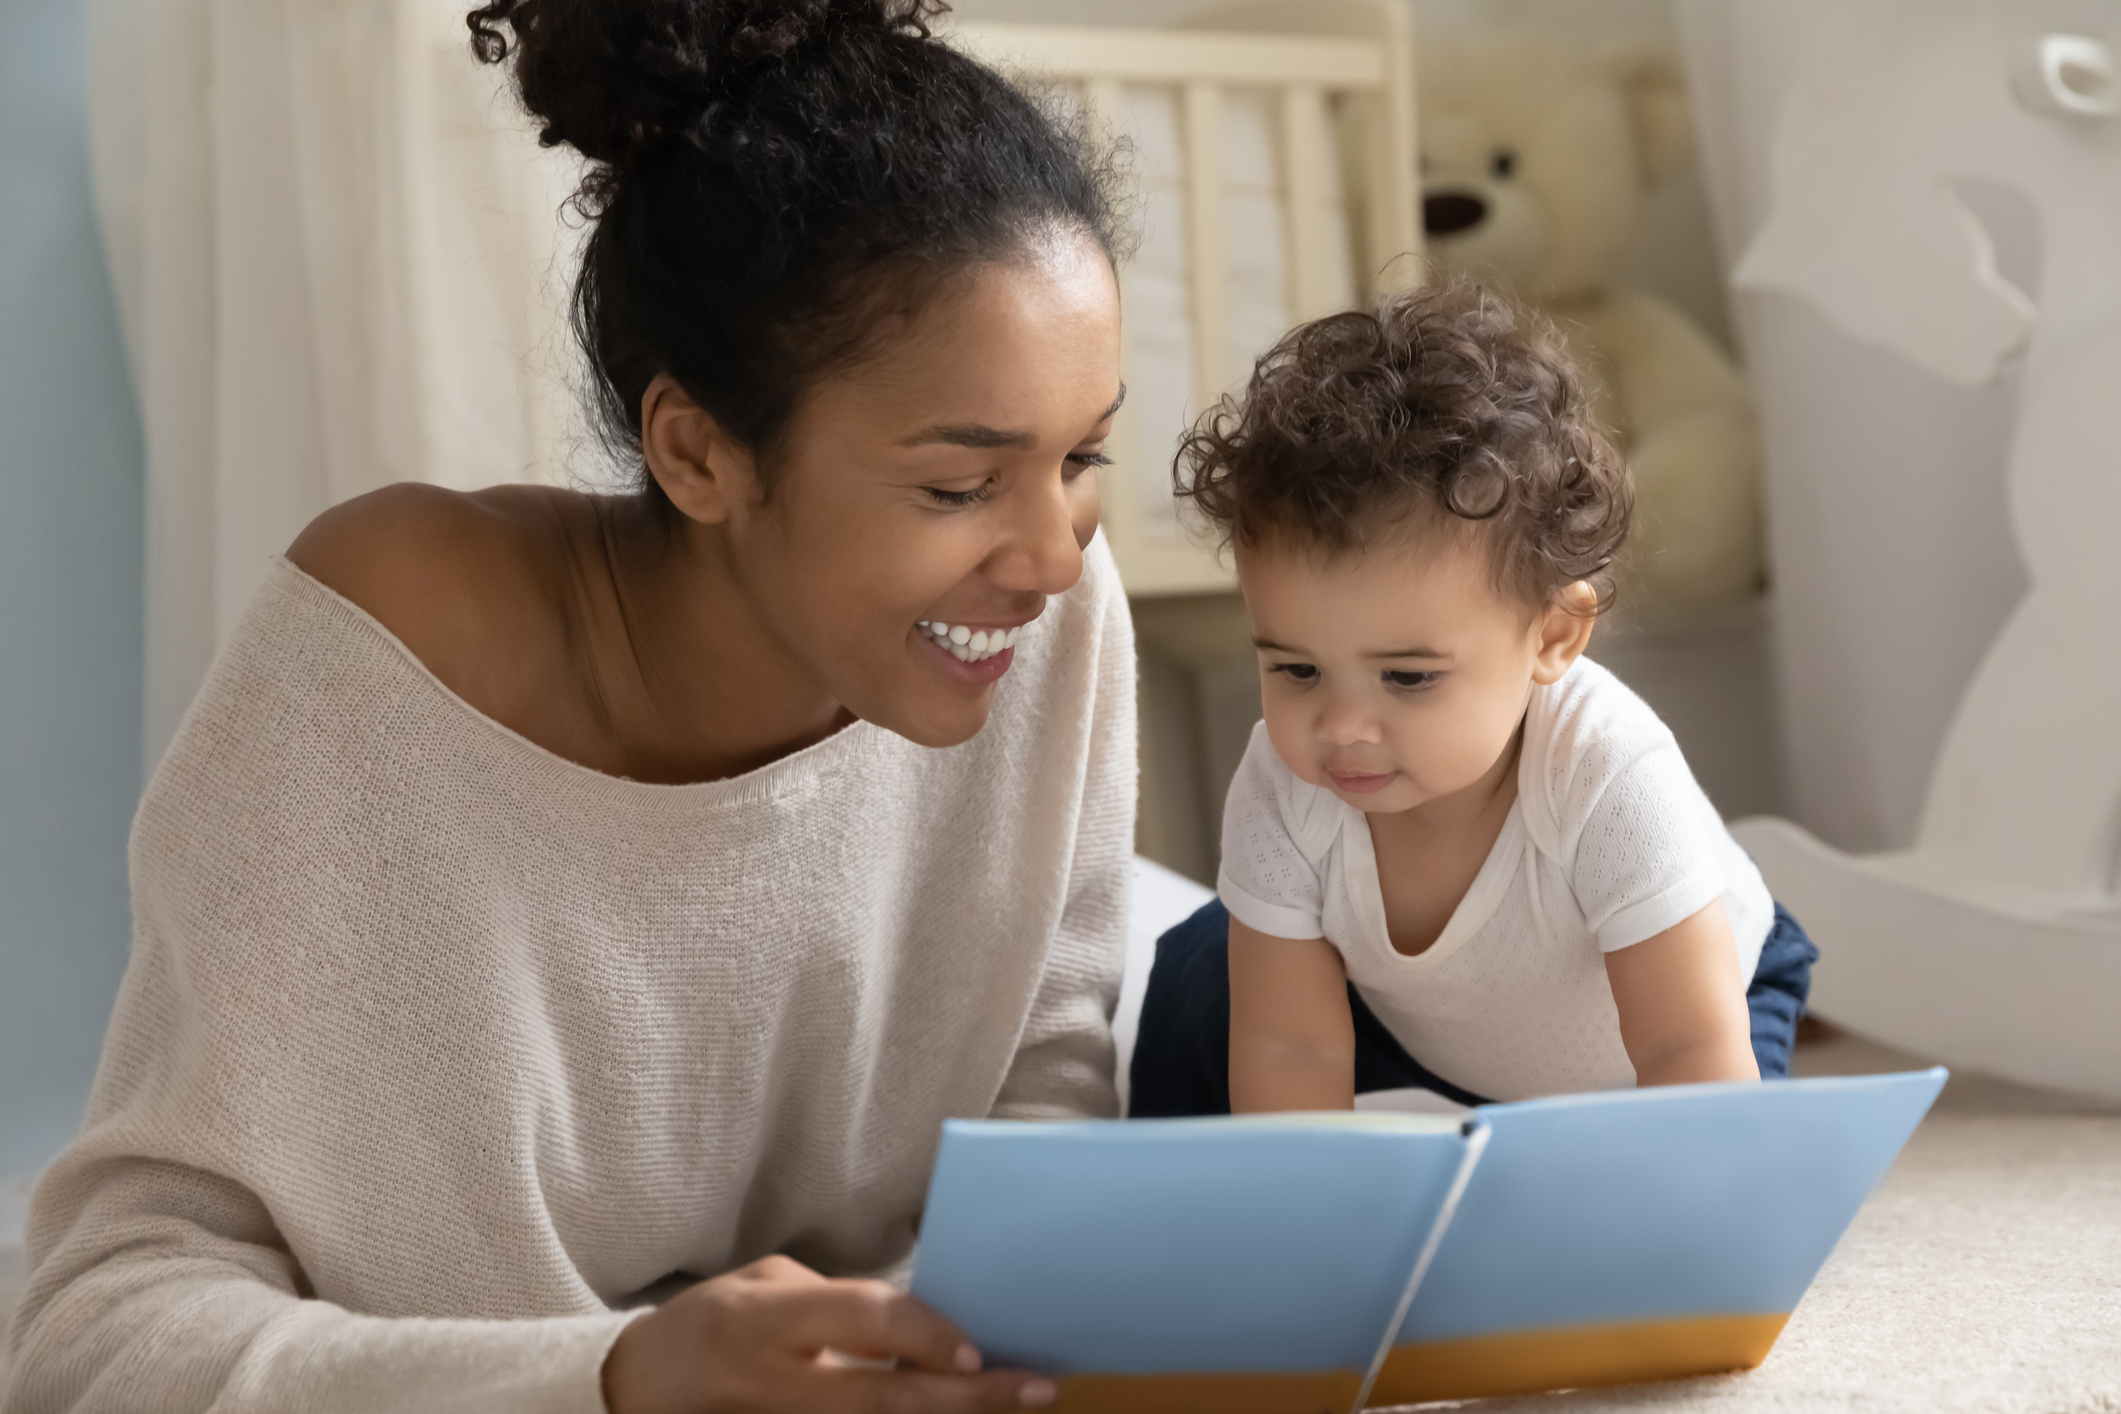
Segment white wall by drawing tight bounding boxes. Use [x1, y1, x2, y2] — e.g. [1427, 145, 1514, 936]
[0, 0, 142, 1180]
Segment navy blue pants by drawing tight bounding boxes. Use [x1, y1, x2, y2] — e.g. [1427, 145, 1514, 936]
[1128, 899, 1819, 1117]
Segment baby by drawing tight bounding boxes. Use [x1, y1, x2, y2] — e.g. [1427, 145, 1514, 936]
[1129, 283, 1816, 1114]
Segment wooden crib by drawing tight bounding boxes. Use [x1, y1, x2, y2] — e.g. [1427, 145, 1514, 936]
[950, 1, 1423, 595]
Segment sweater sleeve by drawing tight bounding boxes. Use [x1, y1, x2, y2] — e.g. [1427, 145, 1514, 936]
[987, 539, 1135, 1123]
[6, 831, 644, 1414]
[4, 935, 637, 1414]
[6, 1168, 633, 1414]
[4, 581, 646, 1414]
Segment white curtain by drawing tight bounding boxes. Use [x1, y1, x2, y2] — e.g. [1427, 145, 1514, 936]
[86, 0, 590, 768]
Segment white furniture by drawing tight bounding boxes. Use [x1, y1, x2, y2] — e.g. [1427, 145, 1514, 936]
[949, 1, 1421, 596]
[1681, 0, 2121, 1100]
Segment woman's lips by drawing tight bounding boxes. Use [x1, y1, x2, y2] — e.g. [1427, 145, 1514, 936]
[919, 629, 1014, 685]
[918, 619, 1022, 663]
[1327, 768, 1399, 794]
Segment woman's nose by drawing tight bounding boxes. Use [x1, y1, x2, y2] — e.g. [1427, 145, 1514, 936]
[990, 467, 1087, 596]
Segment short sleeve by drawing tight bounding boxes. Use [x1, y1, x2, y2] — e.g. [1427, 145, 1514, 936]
[1216, 725, 1328, 940]
[1568, 739, 1730, 953]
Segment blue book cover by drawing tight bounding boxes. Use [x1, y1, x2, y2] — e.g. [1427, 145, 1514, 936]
[909, 1069, 1945, 1412]
[1372, 1069, 1946, 1403]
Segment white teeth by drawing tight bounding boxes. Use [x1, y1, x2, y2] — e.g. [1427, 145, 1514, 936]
[919, 620, 1024, 664]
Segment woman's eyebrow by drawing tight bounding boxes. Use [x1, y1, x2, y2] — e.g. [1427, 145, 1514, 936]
[902, 423, 1035, 449]
[899, 386, 1125, 449]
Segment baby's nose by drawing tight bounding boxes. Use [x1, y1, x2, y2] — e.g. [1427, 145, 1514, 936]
[1315, 705, 1381, 747]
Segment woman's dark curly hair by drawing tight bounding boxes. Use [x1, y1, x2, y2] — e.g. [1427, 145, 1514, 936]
[1176, 282, 1633, 611]
[466, 0, 1122, 502]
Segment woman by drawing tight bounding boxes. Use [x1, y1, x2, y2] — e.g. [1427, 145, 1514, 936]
[7, 3, 1130, 1411]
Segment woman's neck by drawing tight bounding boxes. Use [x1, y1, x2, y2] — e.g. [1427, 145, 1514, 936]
[583, 496, 854, 785]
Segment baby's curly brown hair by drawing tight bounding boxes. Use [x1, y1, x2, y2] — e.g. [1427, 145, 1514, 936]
[1175, 281, 1632, 612]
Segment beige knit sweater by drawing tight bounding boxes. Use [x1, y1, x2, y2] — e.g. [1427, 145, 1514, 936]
[5, 542, 1135, 1414]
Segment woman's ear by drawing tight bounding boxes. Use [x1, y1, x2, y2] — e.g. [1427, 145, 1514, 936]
[1531, 581, 1600, 685]
[641, 372, 758, 526]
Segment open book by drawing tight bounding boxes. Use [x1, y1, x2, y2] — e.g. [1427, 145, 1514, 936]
[909, 1069, 1945, 1412]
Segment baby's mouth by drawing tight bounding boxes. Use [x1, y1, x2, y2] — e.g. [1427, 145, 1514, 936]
[919, 620, 1021, 664]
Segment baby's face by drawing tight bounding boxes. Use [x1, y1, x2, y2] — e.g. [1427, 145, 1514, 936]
[1238, 528, 1586, 816]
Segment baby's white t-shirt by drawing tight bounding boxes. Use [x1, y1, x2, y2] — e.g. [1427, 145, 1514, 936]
[1217, 657, 1773, 1101]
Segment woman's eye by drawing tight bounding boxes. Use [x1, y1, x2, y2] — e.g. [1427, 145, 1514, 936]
[1268, 662, 1319, 683]
[926, 480, 997, 508]
[1064, 451, 1114, 475]
[1385, 670, 1441, 690]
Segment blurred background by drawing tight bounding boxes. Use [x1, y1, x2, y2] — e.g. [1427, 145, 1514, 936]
[3, 0, 2110, 1232]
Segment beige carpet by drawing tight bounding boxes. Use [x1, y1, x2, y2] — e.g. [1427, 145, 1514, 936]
[1378, 1035, 2121, 1414]
[5, 1038, 2118, 1408]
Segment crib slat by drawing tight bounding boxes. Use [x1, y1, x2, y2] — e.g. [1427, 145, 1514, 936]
[1279, 84, 1336, 325]
[1080, 76, 1125, 137]
[1363, 1, 1422, 296]
[1379, 0, 1424, 288]
[952, 25, 1384, 88]
[1077, 76, 1140, 553]
[1183, 80, 1229, 413]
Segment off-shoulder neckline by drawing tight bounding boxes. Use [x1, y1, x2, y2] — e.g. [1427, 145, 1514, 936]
[264, 555, 884, 806]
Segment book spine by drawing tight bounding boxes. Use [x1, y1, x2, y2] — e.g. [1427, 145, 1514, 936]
[1347, 1118, 1493, 1414]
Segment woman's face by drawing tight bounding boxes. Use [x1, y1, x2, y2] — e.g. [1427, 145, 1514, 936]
[722, 235, 1122, 748]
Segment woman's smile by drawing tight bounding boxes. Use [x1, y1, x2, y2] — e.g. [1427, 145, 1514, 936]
[918, 618, 1025, 663]
[917, 618, 1031, 684]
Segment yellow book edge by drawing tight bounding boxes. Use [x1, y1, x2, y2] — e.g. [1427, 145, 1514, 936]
[1049, 1311, 1789, 1412]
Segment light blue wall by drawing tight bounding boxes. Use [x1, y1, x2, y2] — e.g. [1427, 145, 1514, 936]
[0, 0, 144, 1178]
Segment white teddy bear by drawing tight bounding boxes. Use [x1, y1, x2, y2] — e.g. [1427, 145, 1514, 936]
[1418, 30, 1763, 621]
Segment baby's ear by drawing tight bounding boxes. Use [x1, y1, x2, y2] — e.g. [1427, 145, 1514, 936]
[1596, 42, 1695, 189]
[1531, 582, 1599, 685]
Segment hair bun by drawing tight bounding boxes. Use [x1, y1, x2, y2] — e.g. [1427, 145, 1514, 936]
[468, 0, 950, 169]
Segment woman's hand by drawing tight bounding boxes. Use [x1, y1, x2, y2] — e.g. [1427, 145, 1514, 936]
[601, 1255, 1056, 1414]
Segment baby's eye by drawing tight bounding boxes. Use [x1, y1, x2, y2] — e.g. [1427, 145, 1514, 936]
[1384, 669, 1441, 690]
[1268, 662, 1319, 683]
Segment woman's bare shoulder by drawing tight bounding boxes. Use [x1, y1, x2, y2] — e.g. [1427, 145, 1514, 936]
[286, 482, 581, 708]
